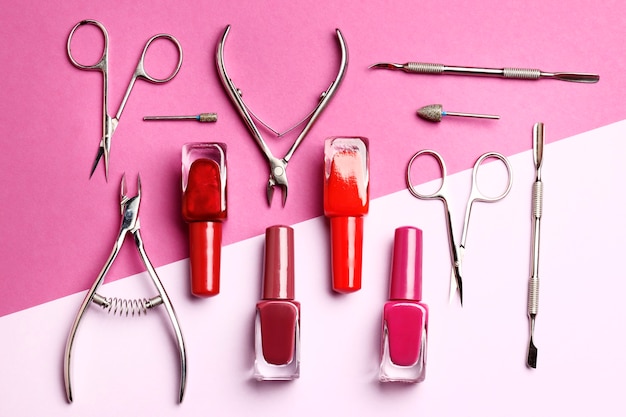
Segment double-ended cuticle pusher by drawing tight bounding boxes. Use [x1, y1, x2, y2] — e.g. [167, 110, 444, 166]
[370, 61, 599, 83]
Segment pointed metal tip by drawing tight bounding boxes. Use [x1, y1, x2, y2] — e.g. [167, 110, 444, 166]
[281, 188, 288, 207]
[369, 62, 402, 70]
[89, 161, 98, 180]
[266, 184, 274, 207]
[120, 173, 127, 200]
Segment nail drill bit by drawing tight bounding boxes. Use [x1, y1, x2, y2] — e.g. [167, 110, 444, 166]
[369, 62, 599, 83]
[417, 104, 499, 123]
[527, 122, 544, 369]
[143, 113, 218, 123]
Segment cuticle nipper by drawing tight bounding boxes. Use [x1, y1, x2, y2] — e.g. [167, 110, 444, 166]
[63, 174, 186, 403]
[216, 25, 348, 207]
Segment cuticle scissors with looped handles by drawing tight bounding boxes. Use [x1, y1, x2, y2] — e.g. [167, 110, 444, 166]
[67, 19, 183, 181]
[63, 174, 186, 403]
[406, 150, 513, 306]
[216, 25, 348, 207]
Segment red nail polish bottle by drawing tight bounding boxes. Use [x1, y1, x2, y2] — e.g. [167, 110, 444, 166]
[379, 226, 429, 383]
[182, 143, 227, 297]
[323, 137, 370, 293]
[254, 225, 301, 380]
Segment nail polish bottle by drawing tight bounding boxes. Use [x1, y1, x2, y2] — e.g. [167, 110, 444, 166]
[254, 225, 301, 380]
[182, 143, 227, 297]
[323, 137, 370, 293]
[379, 226, 428, 383]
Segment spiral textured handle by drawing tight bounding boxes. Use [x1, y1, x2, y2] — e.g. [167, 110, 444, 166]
[406, 62, 445, 74]
[503, 67, 541, 80]
[528, 275, 539, 315]
[532, 181, 543, 218]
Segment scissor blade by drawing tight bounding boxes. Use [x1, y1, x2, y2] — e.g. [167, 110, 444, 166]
[89, 146, 104, 180]
[448, 247, 464, 306]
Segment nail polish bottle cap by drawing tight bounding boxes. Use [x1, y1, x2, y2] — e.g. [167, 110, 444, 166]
[262, 225, 295, 300]
[182, 143, 227, 297]
[323, 137, 369, 293]
[389, 226, 423, 301]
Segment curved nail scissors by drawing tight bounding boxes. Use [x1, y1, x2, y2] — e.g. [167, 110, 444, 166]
[63, 174, 186, 403]
[67, 20, 183, 181]
[406, 150, 513, 305]
[216, 25, 348, 206]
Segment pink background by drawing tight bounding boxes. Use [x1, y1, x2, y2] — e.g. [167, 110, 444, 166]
[1, 0, 626, 415]
[2, 0, 624, 316]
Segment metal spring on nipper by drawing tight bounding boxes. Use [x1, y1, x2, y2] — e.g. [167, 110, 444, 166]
[406, 62, 445, 74]
[532, 181, 543, 218]
[92, 293, 163, 317]
[503, 67, 541, 80]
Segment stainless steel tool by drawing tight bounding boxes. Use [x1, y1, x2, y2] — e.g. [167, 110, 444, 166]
[67, 20, 183, 181]
[406, 150, 513, 305]
[144, 113, 217, 123]
[370, 61, 599, 83]
[527, 123, 544, 368]
[417, 104, 499, 123]
[216, 25, 348, 206]
[63, 175, 187, 403]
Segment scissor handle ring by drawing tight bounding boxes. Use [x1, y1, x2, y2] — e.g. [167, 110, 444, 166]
[406, 149, 447, 200]
[136, 34, 183, 83]
[67, 20, 109, 70]
[470, 152, 513, 202]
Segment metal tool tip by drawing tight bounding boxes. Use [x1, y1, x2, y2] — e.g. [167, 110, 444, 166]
[369, 62, 402, 70]
[527, 341, 537, 368]
[120, 173, 127, 198]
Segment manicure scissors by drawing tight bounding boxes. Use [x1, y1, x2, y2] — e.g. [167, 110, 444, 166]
[67, 20, 183, 181]
[406, 150, 513, 305]
[63, 174, 186, 403]
[216, 25, 348, 206]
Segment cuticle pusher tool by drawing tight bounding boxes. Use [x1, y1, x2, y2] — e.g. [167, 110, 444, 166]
[527, 122, 544, 369]
[370, 61, 599, 83]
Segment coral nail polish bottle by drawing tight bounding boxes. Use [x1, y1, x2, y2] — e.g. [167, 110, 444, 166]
[254, 225, 301, 381]
[323, 137, 369, 293]
[379, 226, 429, 383]
[182, 143, 227, 297]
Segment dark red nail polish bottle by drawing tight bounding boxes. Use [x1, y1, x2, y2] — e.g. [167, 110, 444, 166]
[182, 143, 227, 297]
[254, 225, 300, 380]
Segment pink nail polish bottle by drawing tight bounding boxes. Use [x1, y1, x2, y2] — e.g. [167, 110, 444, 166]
[254, 225, 301, 381]
[379, 226, 428, 383]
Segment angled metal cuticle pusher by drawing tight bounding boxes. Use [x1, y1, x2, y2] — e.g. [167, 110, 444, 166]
[63, 174, 187, 403]
[216, 25, 348, 207]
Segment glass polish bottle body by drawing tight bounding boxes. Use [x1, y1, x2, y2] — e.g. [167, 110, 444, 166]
[254, 225, 300, 381]
[380, 301, 428, 382]
[379, 226, 429, 383]
[254, 300, 301, 380]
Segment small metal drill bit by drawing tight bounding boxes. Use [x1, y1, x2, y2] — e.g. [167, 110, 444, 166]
[527, 122, 544, 369]
[417, 104, 499, 123]
[369, 61, 599, 83]
[143, 113, 218, 123]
